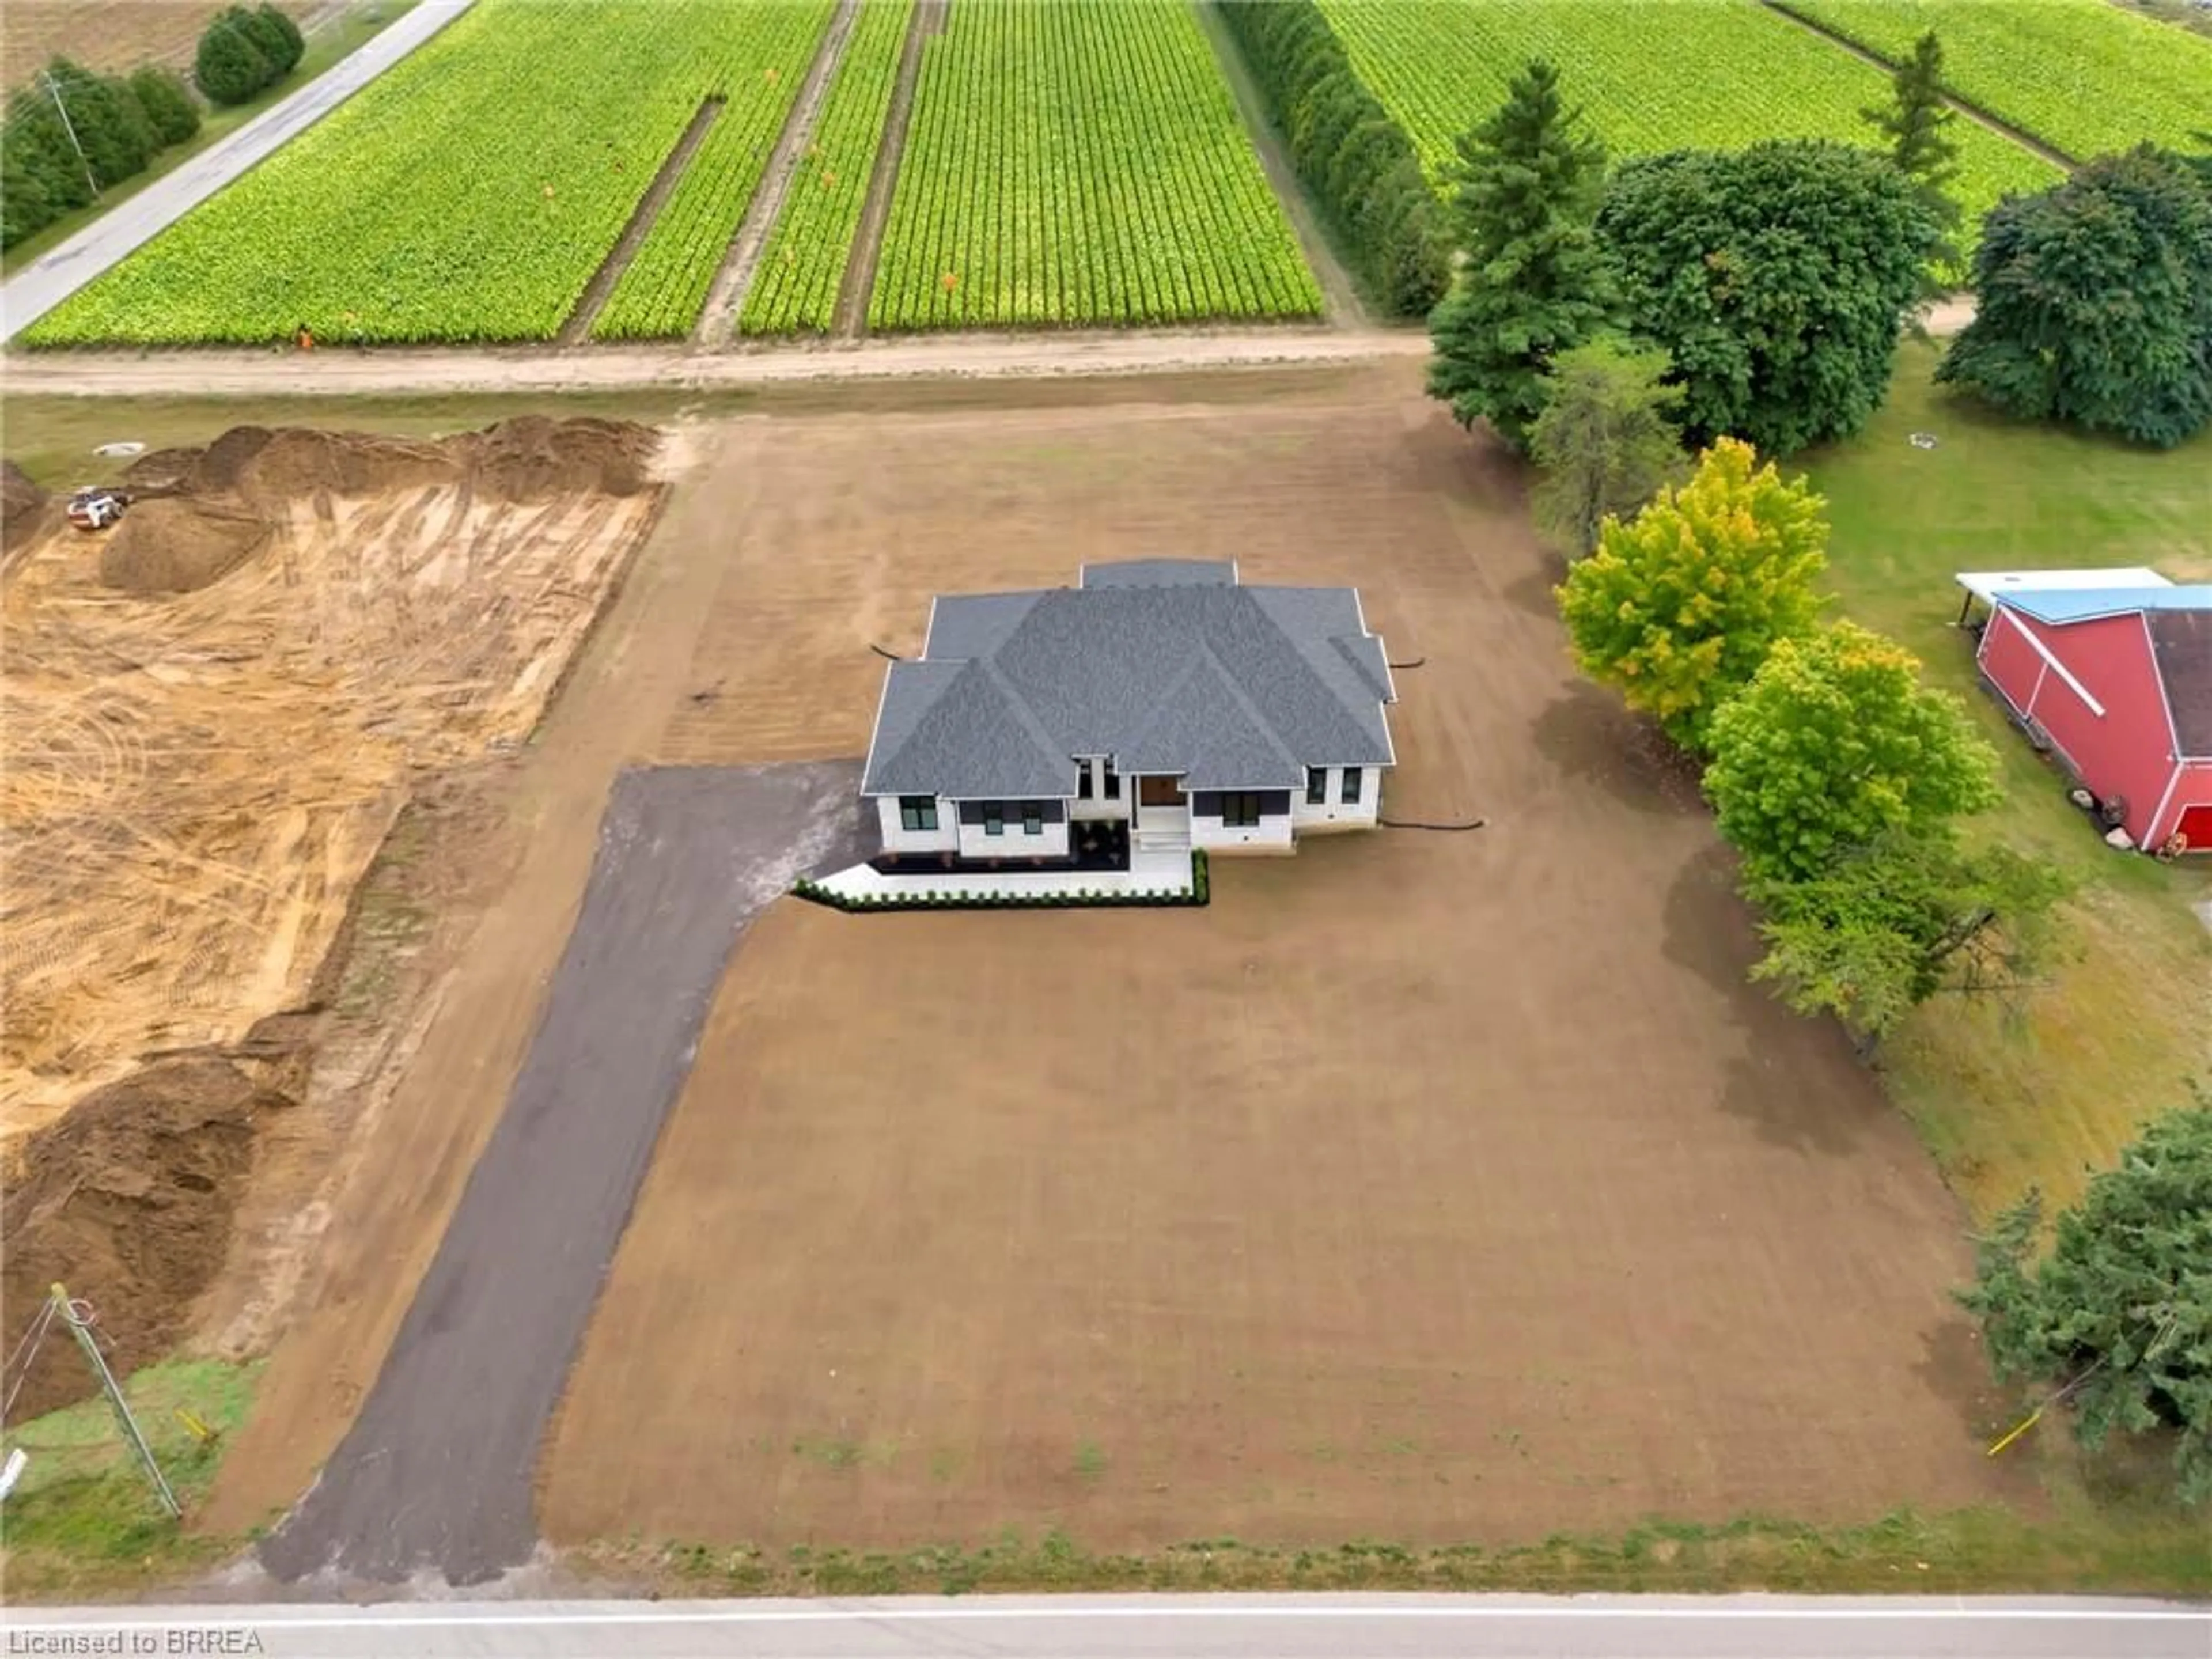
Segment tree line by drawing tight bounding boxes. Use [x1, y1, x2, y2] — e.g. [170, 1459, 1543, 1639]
[1419, 46, 2208, 1503]
[2, 5, 305, 252]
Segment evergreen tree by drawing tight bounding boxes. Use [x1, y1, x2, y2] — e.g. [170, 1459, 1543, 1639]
[1427, 59, 1613, 451]
[253, 3, 306, 76]
[198, 9, 273, 105]
[128, 66, 202, 147]
[41, 58, 154, 190]
[1960, 1097, 2212, 1503]
[1527, 336, 1685, 559]
[1863, 29, 1963, 282]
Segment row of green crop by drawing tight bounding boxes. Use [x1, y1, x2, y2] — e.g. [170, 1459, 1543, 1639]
[738, 0, 915, 337]
[1776, 0, 2212, 162]
[590, 0, 834, 340]
[1316, 0, 2061, 244]
[24, 0, 832, 347]
[865, 0, 1324, 331]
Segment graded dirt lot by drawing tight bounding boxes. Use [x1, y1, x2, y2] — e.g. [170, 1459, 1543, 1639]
[1, 2, 230, 84]
[536, 373, 2031, 1551]
[0, 417, 661, 1422]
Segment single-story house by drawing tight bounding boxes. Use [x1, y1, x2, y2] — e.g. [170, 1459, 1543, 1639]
[1959, 570, 2212, 854]
[861, 558, 1397, 864]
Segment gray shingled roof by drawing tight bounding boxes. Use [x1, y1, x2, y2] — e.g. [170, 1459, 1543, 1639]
[862, 561, 1394, 797]
[1082, 558, 1238, 589]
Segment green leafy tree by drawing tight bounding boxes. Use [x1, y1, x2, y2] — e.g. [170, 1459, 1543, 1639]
[1862, 29, 1963, 283]
[1959, 1097, 2212, 1503]
[128, 65, 202, 147]
[196, 9, 272, 105]
[1940, 146, 2212, 449]
[1427, 58, 1613, 451]
[1555, 436, 1827, 753]
[1705, 621, 2001, 882]
[1528, 336, 1686, 559]
[1596, 141, 1939, 453]
[1747, 832, 2071, 1050]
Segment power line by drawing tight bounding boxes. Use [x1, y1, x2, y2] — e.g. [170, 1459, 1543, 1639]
[0, 1293, 60, 1429]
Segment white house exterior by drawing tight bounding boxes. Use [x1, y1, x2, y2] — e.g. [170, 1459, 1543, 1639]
[859, 559, 1396, 872]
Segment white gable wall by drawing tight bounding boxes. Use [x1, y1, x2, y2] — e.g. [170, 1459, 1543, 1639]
[876, 796, 957, 854]
[1292, 766, 1382, 832]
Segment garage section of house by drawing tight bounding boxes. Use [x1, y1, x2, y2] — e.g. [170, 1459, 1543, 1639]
[1960, 570, 2212, 855]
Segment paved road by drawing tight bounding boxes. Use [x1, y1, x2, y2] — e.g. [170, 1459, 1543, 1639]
[257, 765, 865, 1585]
[0, 0, 472, 339]
[6, 1595, 2206, 1657]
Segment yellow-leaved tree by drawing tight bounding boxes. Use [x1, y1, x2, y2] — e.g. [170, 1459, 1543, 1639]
[1554, 436, 1827, 754]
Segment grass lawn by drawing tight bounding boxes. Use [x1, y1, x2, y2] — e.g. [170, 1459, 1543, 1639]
[1802, 342, 2212, 1219]
[0, 1357, 260, 1599]
[0, 2, 418, 279]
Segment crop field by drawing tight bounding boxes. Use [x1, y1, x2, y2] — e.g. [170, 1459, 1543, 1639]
[1319, 0, 2061, 236]
[21, 0, 831, 347]
[1779, 0, 2212, 161]
[740, 0, 916, 336]
[867, 0, 1324, 330]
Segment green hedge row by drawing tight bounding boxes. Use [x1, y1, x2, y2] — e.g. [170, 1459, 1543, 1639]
[793, 852, 1210, 913]
[1213, 0, 1449, 318]
[2, 59, 200, 249]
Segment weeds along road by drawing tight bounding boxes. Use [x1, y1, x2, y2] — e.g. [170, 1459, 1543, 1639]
[0, 1, 474, 339]
[6, 1596, 2209, 1658]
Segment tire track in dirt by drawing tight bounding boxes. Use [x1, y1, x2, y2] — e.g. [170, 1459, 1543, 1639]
[831, 0, 948, 340]
[558, 97, 727, 347]
[1761, 1, 2080, 171]
[693, 0, 866, 347]
[255, 763, 866, 1585]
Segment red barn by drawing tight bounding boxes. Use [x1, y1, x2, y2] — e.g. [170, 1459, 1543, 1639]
[1964, 577, 2212, 855]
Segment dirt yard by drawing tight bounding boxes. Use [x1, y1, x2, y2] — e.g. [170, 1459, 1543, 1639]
[532, 376, 2032, 1551]
[1, 2, 258, 85]
[0, 418, 660, 1421]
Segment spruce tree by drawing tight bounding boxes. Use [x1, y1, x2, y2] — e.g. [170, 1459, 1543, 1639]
[1863, 30, 1963, 281]
[1426, 59, 1612, 452]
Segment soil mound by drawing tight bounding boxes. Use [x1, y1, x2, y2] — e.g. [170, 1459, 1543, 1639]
[0, 1056, 276, 1423]
[99, 497, 272, 594]
[188, 425, 273, 494]
[468, 416, 658, 503]
[240, 427, 464, 506]
[119, 446, 203, 497]
[3, 459, 48, 552]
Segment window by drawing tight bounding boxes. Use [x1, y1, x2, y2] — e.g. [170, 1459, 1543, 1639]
[1305, 767, 1328, 805]
[1100, 763, 1120, 800]
[898, 796, 938, 833]
[1340, 768, 1363, 805]
[983, 803, 1004, 837]
[1022, 804, 1043, 836]
[1223, 791, 1262, 827]
[1077, 762, 1094, 801]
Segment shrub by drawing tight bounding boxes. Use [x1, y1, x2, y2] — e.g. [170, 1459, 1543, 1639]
[129, 65, 202, 146]
[253, 3, 306, 76]
[197, 9, 274, 105]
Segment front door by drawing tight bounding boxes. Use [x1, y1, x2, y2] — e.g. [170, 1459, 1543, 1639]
[1138, 775, 1184, 808]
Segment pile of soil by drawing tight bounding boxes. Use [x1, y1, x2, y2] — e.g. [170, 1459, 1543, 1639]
[98, 497, 271, 594]
[0, 1056, 279, 1423]
[466, 416, 657, 503]
[2, 459, 49, 553]
[85, 418, 658, 597]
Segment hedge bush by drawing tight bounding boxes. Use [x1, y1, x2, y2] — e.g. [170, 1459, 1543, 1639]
[1213, 0, 1449, 317]
[793, 852, 1210, 913]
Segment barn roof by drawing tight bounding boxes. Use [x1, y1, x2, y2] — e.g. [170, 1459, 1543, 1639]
[1997, 584, 2212, 626]
[862, 560, 1395, 797]
[2147, 611, 2212, 759]
[1956, 567, 2170, 604]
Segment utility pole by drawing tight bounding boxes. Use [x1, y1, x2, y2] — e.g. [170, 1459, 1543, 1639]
[51, 1285, 178, 1519]
[38, 71, 101, 201]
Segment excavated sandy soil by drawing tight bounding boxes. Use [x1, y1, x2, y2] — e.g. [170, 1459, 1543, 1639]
[0, 418, 664, 1412]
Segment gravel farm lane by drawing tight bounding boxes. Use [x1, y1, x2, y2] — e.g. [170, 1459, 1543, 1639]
[5, 1594, 2207, 1658]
